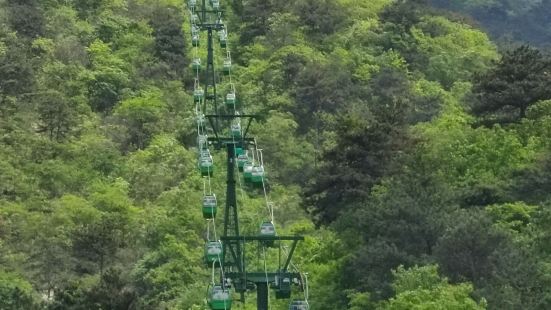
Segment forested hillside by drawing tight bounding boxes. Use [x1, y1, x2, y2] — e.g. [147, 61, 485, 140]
[429, 0, 551, 46]
[1, 0, 551, 309]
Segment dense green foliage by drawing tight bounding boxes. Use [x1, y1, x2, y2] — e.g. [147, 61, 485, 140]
[1, 0, 551, 309]
[471, 45, 551, 125]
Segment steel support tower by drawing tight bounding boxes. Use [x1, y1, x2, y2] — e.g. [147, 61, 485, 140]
[191, 1, 304, 308]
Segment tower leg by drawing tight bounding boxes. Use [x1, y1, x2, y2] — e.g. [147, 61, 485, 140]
[257, 282, 268, 310]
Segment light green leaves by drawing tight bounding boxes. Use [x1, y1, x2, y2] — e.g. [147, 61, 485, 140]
[381, 265, 486, 310]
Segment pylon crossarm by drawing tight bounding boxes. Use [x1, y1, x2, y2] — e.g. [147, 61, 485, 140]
[220, 236, 304, 241]
[205, 115, 259, 142]
[225, 272, 302, 284]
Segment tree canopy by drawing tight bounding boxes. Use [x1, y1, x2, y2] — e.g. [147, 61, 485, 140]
[1, 0, 551, 309]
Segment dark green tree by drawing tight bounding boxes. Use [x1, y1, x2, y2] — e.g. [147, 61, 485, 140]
[380, 0, 428, 32]
[72, 0, 107, 19]
[149, 6, 186, 79]
[305, 69, 414, 224]
[293, 0, 347, 37]
[292, 59, 356, 133]
[0, 27, 35, 96]
[36, 92, 78, 141]
[49, 268, 136, 310]
[114, 90, 167, 150]
[338, 164, 457, 300]
[84, 268, 136, 310]
[7, 0, 45, 39]
[471, 45, 551, 125]
[86, 40, 130, 112]
[72, 217, 121, 274]
[511, 153, 551, 204]
[238, 0, 278, 45]
[434, 211, 508, 283]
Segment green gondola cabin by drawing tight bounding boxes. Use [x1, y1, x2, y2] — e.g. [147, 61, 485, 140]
[208, 285, 232, 310]
[204, 241, 223, 266]
[199, 148, 211, 158]
[194, 87, 204, 103]
[260, 221, 276, 236]
[192, 34, 200, 47]
[219, 30, 227, 48]
[230, 124, 241, 138]
[251, 166, 265, 184]
[237, 155, 248, 172]
[260, 221, 276, 247]
[222, 58, 232, 75]
[243, 162, 253, 182]
[199, 153, 214, 176]
[274, 272, 292, 299]
[192, 58, 201, 71]
[226, 92, 236, 106]
[212, 0, 220, 11]
[202, 194, 217, 219]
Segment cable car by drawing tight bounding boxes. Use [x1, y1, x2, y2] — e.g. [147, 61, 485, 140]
[274, 272, 292, 299]
[226, 92, 236, 106]
[260, 221, 276, 236]
[230, 123, 241, 139]
[199, 153, 214, 176]
[199, 159, 213, 176]
[199, 148, 211, 159]
[212, 0, 220, 11]
[289, 300, 309, 310]
[251, 166, 265, 184]
[204, 241, 223, 266]
[235, 147, 244, 156]
[192, 58, 202, 71]
[222, 58, 232, 75]
[194, 87, 204, 103]
[237, 154, 249, 172]
[219, 30, 227, 48]
[208, 285, 232, 310]
[260, 221, 276, 247]
[192, 25, 199, 36]
[243, 162, 253, 183]
[192, 34, 200, 47]
[202, 194, 217, 219]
